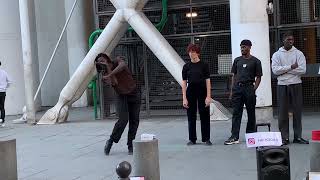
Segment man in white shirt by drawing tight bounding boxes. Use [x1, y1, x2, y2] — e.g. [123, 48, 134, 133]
[0, 61, 12, 127]
[271, 32, 309, 145]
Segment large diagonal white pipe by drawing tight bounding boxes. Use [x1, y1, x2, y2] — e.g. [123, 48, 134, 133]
[124, 10, 185, 85]
[38, 0, 187, 124]
[111, 0, 148, 10]
[38, 10, 129, 124]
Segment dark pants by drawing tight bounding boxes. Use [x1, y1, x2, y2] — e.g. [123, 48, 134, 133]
[0, 92, 5, 122]
[109, 90, 140, 147]
[186, 84, 210, 142]
[231, 84, 256, 139]
[277, 84, 302, 140]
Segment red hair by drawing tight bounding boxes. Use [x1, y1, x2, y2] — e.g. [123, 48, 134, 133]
[187, 43, 200, 54]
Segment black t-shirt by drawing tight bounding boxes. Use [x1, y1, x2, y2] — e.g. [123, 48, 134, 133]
[182, 61, 210, 85]
[231, 56, 263, 83]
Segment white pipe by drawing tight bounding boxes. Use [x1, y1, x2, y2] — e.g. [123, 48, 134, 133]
[38, 10, 129, 124]
[230, 0, 272, 107]
[69, 21, 130, 106]
[64, 0, 91, 107]
[110, 0, 148, 10]
[39, 0, 188, 124]
[64, 10, 126, 101]
[124, 10, 185, 85]
[34, 0, 78, 101]
[19, 0, 36, 123]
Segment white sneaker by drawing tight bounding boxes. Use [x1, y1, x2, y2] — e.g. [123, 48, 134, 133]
[1, 123, 5, 127]
[12, 117, 27, 124]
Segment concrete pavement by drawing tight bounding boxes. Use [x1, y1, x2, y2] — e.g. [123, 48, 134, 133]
[0, 107, 318, 180]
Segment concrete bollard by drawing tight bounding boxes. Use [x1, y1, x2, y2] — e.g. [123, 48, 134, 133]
[0, 139, 18, 180]
[116, 161, 132, 180]
[310, 130, 320, 172]
[133, 139, 160, 180]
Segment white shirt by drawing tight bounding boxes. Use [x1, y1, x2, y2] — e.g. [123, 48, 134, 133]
[0, 69, 12, 92]
[271, 46, 306, 85]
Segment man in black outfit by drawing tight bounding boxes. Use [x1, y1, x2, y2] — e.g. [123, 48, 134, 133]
[224, 39, 262, 145]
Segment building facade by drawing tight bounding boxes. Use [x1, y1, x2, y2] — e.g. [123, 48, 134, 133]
[96, 0, 320, 115]
[0, 0, 319, 116]
[0, 0, 94, 115]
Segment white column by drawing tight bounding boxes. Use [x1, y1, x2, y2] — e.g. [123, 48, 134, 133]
[64, 0, 94, 107]
[34, 0, 70, 106]
[230, 0, 272, 107]
[0, 0, 25, 115]
[19, 0, 36, 122]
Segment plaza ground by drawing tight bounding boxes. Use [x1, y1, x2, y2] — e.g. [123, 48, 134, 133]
[0, 107, 318, 180]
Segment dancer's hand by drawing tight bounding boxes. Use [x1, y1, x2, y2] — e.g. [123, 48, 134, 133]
[102, 75, 111, 84]
[205, 97, 212, 107]
[103, 75, 118, 86]
[183, 98, 189, 109]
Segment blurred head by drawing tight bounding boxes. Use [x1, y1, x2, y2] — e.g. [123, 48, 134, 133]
[240, 39, 252, 56]
[94, 53, 112, 72]
[187, 43, 200, 61]
[282, 32, 294, 50]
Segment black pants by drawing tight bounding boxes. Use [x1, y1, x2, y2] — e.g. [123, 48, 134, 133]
[186, 84, 210, 142]
[231, 84, 256, 139]
[109, 90, 140, 147]
[0, 92, 5, 122]
[277, 84, 302, 140]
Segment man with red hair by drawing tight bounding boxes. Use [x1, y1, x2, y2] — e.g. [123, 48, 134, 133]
[182, 43, 213, 146]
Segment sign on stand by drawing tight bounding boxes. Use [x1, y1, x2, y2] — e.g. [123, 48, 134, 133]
[245, 132, 282, 148]
[130, 177, 145, 180]
[310, 172, 320, 180]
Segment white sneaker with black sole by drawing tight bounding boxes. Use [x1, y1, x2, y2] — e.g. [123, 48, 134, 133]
[0, 119, 4, 127]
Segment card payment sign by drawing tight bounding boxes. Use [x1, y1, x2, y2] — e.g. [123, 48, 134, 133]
[245, 132, 282, 148]
[130, 177, 145, 180]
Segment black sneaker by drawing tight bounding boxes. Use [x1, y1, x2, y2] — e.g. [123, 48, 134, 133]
[224, 137, 239, 145]
[104, 139, 113, 156]
[204, 140, 213, 146]
[187, 141, 196, 146]
[282, 139, 289, 145]
[128, 146, 133, 155]
[293, 138, 309, 144]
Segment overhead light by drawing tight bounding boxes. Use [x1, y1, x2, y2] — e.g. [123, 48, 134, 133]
[186, 12, 198, 18]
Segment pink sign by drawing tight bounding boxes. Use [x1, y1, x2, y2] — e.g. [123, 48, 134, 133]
[130, 177, 144, 180]
[245, 132, 282, 148]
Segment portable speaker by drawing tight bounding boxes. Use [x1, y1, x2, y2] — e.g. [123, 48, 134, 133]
[256, 146, 290, 180]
